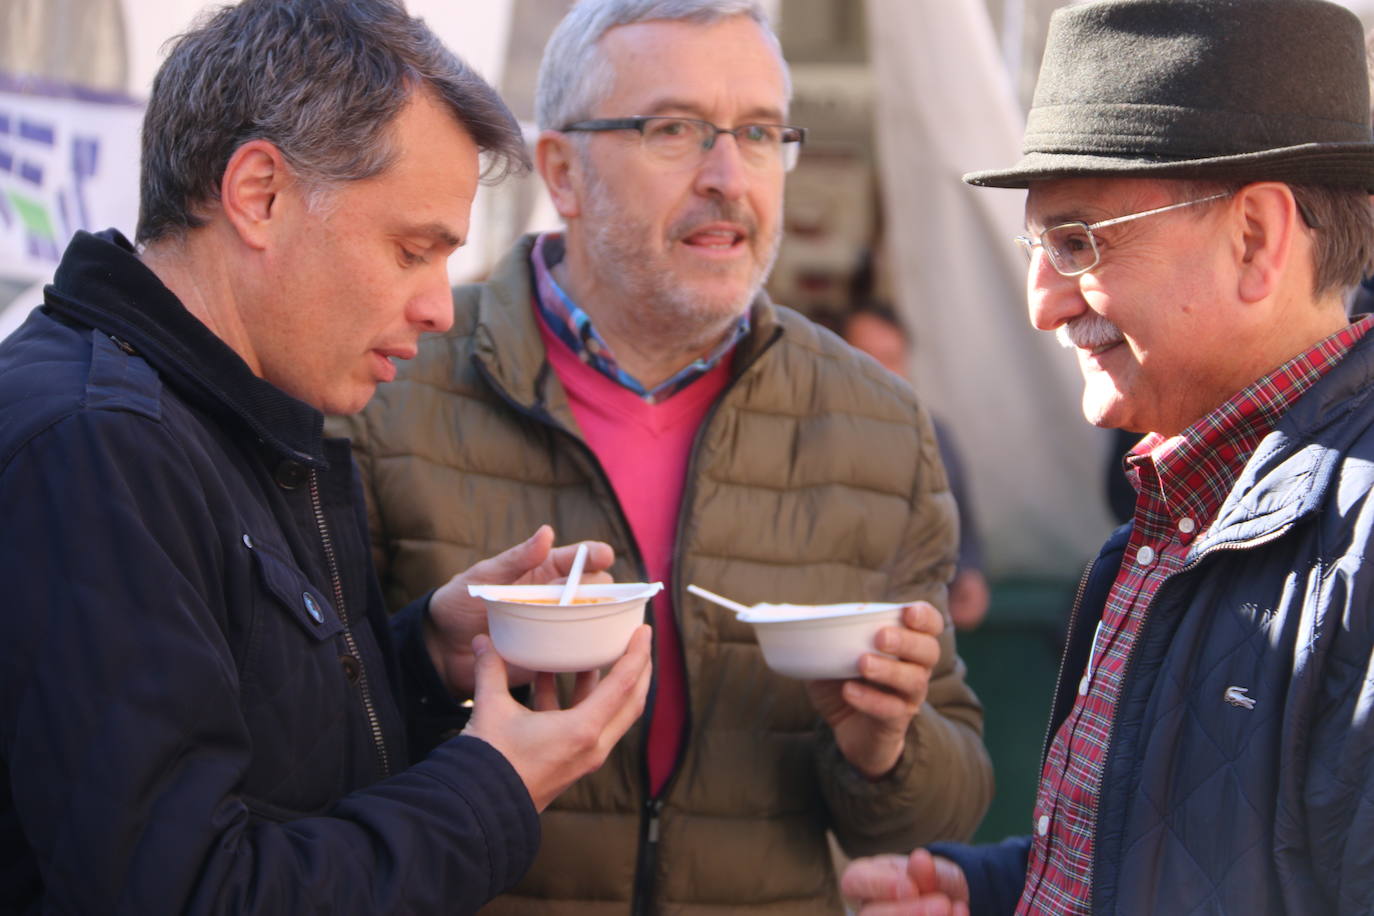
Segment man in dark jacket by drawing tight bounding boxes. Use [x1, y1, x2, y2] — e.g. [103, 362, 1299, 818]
[0, 1, 653, 913]
[843, 1, 1374, 914]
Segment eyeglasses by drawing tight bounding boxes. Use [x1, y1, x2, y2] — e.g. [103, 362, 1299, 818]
[1015, 192, 1232, 277]
[559, 116, 807, 172]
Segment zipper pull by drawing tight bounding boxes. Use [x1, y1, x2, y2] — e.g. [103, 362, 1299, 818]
[646, 798, 663, 844]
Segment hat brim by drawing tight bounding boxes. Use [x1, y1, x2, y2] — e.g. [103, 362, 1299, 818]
[962, 141, 1374, 191]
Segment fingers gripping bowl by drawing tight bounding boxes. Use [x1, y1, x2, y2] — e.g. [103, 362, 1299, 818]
[734, 602, 906, 680]
[469, 582, 663, 672]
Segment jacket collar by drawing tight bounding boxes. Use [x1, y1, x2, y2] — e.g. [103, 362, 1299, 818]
[1195, 326, 1374, 553]
[44, 229, 327, 466]
[470, 233, 784, 423]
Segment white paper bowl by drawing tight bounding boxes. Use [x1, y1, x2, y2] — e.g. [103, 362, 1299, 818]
[736, 602, 906, 680]
[469, 582, 662, 672]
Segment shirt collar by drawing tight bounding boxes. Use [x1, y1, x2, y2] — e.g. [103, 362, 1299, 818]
[1125, 315, 1374, 532]
[44, 229, 328, 465]
[529, 231, 749, 405]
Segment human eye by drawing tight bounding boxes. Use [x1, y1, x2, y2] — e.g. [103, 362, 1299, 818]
[738, 124, 780, 146]
[1043, 223, 1099, 272]
[1050, 224, 1093, 253]
[398, 245, 428, 267]
[644, 117, 693, 140]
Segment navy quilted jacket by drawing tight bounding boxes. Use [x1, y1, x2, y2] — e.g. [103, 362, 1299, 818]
[935, 330, 1374, 914]
[0, 230, 539, 913]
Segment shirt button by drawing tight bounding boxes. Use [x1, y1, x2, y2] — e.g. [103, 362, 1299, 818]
[339, 654, 361, 683]
[1078, 675, 1090, 696]
[1178, 517, 1196, 534]
[1136, 545, 1156, 566]
[1037, 814, 1050, 836]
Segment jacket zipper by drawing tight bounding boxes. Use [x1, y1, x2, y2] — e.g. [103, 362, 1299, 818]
[630, 326, 781, 915]
[309, 469, 392, 780]
[473, 358, 668, 910]
[1066, 525, 1294, 909]
[475, 326, 782, 914]
[1037, 558, 1096, 769]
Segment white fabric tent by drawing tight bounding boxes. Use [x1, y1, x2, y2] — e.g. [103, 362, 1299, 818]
[867, 0, 1116, 578]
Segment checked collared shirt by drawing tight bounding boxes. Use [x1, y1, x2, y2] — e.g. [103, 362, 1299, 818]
[529, 232, 748, 404]
[1017, 315, 1373, 915]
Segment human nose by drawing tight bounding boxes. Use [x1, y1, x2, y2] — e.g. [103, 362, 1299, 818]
[692, 131, 749, 200]
[1026, 247, 1085, 332]
[409, 266, 455, 334]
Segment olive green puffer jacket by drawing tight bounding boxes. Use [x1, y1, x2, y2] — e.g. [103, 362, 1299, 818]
[336, 235, 993, 915]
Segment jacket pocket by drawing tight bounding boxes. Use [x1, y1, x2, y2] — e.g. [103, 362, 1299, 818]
[238, 535, 356, 809]
[247, 539, 345, 642]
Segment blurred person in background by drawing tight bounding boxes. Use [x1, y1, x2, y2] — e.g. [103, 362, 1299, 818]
[335, 0, 992, 912]
[0, 1, 654, 912]
[843, 0, 1374, 913]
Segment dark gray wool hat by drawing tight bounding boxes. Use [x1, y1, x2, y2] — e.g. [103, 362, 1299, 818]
[964, 0, 1374, 190]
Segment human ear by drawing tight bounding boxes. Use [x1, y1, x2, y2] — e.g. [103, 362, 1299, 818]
[1234, 182, 1299, 304]
[535, 130, 583, 220]
[219, 139, 289, 250]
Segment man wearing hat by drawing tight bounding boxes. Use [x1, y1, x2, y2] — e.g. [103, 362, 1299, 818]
[841, 0, 1374, 913]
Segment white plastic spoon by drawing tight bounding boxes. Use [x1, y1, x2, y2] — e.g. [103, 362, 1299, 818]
[558, 542, 590, 606]
[686, 583, 751, 615]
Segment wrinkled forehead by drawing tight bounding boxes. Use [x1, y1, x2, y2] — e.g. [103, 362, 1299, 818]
[594, 16, 790, 121]
[1024, 176, 1185, 229]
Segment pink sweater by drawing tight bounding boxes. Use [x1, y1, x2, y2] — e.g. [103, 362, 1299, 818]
[539, 315, 731, 796]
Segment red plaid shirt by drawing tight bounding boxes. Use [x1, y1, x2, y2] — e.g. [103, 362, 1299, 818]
[1017, 316, 1373, 915]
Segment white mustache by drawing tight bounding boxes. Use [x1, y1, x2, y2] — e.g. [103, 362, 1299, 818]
[1057, 313, 1124, 351]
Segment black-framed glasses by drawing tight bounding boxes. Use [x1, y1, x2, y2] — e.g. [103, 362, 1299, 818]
[1015, 192, 1233, 277]
[559, 116, 807, 172]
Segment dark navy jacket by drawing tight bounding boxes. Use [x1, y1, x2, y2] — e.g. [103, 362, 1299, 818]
[0, 230, 539, 913]
[935, 329, 1374, 915]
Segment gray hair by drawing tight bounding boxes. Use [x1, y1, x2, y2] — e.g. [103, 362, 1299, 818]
[534, 0, 788, 132]
[136, 0, 529, 245]
[1179, 179, 1374, 299]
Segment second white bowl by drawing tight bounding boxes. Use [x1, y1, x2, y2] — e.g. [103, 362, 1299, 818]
[737, 602, 906, 680]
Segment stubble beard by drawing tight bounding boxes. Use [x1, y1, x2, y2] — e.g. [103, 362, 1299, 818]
[580, 168, 782, 355]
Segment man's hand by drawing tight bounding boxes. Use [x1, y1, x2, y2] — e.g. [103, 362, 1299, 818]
[462, 626, 653, 811]
[424, 525, 615, 699]
[806, 601, 943, 779]
[841, 849, 970, 916]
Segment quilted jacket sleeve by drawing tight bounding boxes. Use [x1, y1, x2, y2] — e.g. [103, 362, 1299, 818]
[816, 404, 994, 855]
[928, 837, 1031, 916]
[0, 410, 537, 915]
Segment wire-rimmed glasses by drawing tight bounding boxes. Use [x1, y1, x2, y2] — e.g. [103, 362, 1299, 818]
[559, 116, 807, 172]
[1015, 192, 1233, 276]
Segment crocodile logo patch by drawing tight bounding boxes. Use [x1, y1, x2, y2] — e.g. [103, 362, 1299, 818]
[1223, 686, 1256, 710]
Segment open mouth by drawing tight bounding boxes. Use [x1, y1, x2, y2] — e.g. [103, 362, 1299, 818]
[681, 226, 746, 251]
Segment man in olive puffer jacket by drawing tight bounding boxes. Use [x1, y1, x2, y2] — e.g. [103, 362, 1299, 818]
[336, 1, 994, 913]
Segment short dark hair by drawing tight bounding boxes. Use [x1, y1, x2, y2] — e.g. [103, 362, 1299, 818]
[842, 300, 909, 343]
[136, 0, 529, 245]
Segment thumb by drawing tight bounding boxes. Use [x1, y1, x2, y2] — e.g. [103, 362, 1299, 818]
[469, 633, 513, 710]
[473, 525, 554, 584]
[907, 849, 941, 893]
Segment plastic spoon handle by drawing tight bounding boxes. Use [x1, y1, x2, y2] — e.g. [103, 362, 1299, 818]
[686, 583, 751, 615]
[558, 542, 589, 605]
